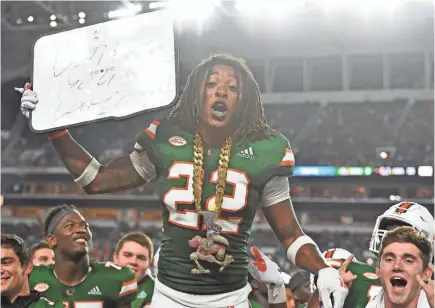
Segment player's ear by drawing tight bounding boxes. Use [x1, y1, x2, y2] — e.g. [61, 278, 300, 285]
[23, 260, 33, 275]
[47, 234, 56, 249]
[376, 263, 380, 277]
[422, 264, 433, 281]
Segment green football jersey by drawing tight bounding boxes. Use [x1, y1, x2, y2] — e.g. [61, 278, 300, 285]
[29, 262, 137, 308]
[131, 275, 154, 308]
[331, 260, 382, 308]
[249, 299, 264, 308]
[135, 118, 295, 294]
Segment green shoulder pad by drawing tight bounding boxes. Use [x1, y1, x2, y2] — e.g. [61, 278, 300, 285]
[254, 133, 295, 180]
[135, 119, 162, 153]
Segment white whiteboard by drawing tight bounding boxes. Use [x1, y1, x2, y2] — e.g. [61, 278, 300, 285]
[31, 10, 178, 132]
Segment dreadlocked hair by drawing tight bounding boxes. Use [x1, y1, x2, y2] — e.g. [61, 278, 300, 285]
[43, 204, 80, 237]
[167, 53, 275, 144]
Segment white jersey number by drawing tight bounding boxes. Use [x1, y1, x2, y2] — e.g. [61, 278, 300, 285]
[163, 162, 250, 234]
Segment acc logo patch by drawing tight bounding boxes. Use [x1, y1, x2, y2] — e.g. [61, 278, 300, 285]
[34, 283, 49, 292]
[363, 272, 378, 280]
[169, 136, 187, 147]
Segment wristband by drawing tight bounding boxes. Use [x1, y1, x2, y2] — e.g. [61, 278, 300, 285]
[74, 157, 101, 187]
[48, 129, 68, 141]
[286, 235, 318, 265]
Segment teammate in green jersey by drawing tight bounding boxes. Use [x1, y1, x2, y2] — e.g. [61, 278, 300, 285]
[114, 232, 155, 308]
[20, 54, 348, 308]
[307, 201, 434, 308]
[29, 205, 137, 308]
[1, 234, 65, 308]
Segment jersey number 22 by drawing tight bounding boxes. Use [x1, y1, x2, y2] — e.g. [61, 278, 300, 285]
[163, 162, 250, 234]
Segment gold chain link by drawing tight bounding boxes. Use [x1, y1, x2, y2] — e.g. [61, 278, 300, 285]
[193, 131, 233, 216]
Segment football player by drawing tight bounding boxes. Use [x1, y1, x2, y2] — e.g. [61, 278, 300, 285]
[29, 204, 137, 308]
[1, 234, 64, 307]
[307, 201, 434, 308]
[31, 242, 54, 266]
[20, 54, 347, 308]
[113, 232, 154, 308]
[288, 271, 311, 308]
[366, 226, 433, 308]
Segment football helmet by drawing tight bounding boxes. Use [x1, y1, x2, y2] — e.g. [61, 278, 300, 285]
[369, 201, 434, 255]
[322, 248, 357, 268]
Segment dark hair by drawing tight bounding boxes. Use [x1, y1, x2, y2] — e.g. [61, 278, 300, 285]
[31, 241, 52, 256]
[115, 232, 154, 262]
[1, 234, 31, 267]
[167, 53, 275, 143]
[288, 271, 310, 293]
[379, 226, 433, 270]
[43, 204, 80, 237]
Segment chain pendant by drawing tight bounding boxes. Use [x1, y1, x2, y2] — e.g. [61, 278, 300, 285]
[189, 132, 234, 275]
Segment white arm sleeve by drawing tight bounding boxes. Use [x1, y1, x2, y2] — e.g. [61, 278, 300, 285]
[129, 143, 157, 182]
[260, 176, 290, 208]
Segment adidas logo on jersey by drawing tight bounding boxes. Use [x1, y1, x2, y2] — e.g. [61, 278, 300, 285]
[236, 147, 255, 160]
[137, 290, 147, 299]
[88, 286, 102, 295]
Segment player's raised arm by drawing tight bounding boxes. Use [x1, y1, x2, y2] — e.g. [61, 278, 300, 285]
[262, 197, 327, 274]
[261, 178, 348, 308]
[19, 84, 155, 194]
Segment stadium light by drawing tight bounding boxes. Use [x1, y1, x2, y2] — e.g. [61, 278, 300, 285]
[108, 3, 142, 19]
[79, 18, 85, 24]
[50, 21, 57, 27]
[389, 195, 401, 201]
[168, 0, 218, 22]
[50, 14, 56, 21]
[236, 0, 305, 17]
[27, 16, 34, 22]
[149, 2, 169, 10]
[78, 12, 86, 18]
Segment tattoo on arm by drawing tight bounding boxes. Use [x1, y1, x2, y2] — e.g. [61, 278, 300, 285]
[275, 223, 300, 243]
[262, 199, 303, 247]
[263, 199, 328, 273]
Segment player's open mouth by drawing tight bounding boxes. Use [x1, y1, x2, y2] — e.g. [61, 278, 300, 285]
[390, 276, 407, 292]
[73, 236, 88, 244]
[211, 101, 228, 120]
